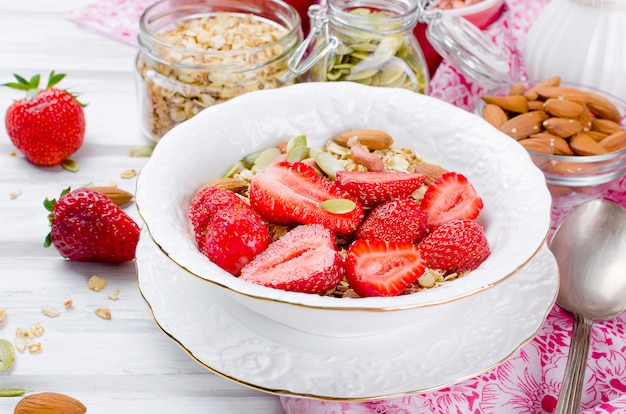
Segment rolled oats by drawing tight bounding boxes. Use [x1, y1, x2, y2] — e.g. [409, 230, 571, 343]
[88, 275, 107, 292]
[95, 308, 112, 320]
[137, 7, 301, 141]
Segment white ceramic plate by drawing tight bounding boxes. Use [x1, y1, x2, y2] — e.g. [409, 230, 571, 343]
[135, 82, 552, 317]
[137, 230, 558, 400]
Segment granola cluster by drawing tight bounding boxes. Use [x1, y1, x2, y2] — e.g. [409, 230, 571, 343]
[137, 12, 297, 140]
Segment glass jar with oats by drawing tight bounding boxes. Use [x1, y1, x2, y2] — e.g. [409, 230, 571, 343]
[136, 0, 303, 141]
[286, 0, 428, 93]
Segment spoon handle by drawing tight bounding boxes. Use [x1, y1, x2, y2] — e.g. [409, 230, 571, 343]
[555, 313, 593, 414]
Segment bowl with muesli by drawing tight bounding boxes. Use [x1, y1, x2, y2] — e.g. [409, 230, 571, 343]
[135, 81, 552, 337]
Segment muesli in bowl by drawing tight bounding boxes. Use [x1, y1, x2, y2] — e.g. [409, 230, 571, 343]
[135, 81, 552, 337]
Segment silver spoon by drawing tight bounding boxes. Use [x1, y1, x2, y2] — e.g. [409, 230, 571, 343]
[549, 199, 626, 414]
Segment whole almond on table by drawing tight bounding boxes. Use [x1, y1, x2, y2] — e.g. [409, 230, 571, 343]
[13, 392, 86, 414]
[88, 186, 134, 206]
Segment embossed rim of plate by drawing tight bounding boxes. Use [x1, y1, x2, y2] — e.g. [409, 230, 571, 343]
[136, 230, 559, 400]
[135, 81, 552, 311]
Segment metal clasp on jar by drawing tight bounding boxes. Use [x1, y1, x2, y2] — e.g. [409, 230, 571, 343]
[281, 5, 339, 83]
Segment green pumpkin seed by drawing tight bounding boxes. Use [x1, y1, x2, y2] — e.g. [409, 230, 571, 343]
[128, 145, 154, 157]
[287, 145, 309, 162]
[0, 388, 26, 397]
[0, 339, 15, 372]
[345, 67, 378, 81]
[379, 58, 407, 86]
[251, 147, 281, 172]
[223, 161, 244, 178]
[374, 36, 402, 63]
[314, 152, 344, 179]
[242, 149, 264, 168]
[320, 199, 357, 214]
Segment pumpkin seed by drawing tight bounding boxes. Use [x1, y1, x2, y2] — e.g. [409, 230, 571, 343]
[287, 144, 309, 162]
[320, 199, 357, 214]
[345, 67, 378, 81]
[251, 147, 281, 172]
[0, 388, 26, 397]
[314, 152, 344, 179]
[0, 339, 15, 372]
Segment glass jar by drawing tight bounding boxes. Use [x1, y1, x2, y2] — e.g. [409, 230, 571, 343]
[136, 0, 303, 141]
[288, 0, 429, 93]
[524, 0, 626, 102]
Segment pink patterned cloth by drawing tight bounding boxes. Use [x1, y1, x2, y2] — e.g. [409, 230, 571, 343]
[67, 1, 626, 412]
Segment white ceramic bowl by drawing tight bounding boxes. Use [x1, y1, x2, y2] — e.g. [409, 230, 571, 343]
[135, 82, 551, 337]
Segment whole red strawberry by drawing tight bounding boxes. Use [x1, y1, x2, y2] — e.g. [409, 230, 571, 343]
[44, 188, 140, 263]
[4, 72, 85, 166]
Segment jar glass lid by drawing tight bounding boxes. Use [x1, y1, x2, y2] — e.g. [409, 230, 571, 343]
[425, 13, 510, 88]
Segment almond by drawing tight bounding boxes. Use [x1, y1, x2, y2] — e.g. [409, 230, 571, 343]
[599, 130, 626, 153]
[585, 130, 608, 142]
[90, 186, 134, 206]
[591, 118, 623, 135]
[499, 111, 549, 140]
[508, 82, 526, 96]
[535, 86, 588, 103]
[549, 160, 598, 176]
[529, 132, 574, 155]
[14, 392, 87, 414]
[577, 103, 593, 131]
[585, 91, 622, 123]
[332, 129, 393, 150]
[350, 145, 384, 172]
[569, 133, 608, 156]
[482, 103, 508, 128]
[543, 117, 582, 138]
[480, 95, 529, 113]
[543, 98, 584, 118]
[411, 162, 448, 185]
[525, 76, 561, 101]
[203, 177, 249, 194]
[519, 137, 555, 154]
[527, 100, 545, 111]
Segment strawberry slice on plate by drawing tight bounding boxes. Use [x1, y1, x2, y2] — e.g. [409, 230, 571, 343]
[240, 224, 344, 294]
[355, 198, 428, 244]
[421, 171, 483, 230]
[188, 185, 271, 275]
[249, 161, 364, 234]
[345, 239, 425, 297]
[419, 219, 490, 274]
[335, 171, 426, 207]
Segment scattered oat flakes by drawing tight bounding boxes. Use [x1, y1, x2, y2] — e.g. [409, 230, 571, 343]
[14, 336, 26, 353]
[120, 169, 137, 179]
[27, 343, 42, 354]
[0, 309, 5, 323]
[64, 300, 73, 309]
[88, 275, 107, 292]
[108, 289, 120, 301]
[10, 190, 21, 199]
[95, 308, 111, 320]
[42, 306, 60, 318]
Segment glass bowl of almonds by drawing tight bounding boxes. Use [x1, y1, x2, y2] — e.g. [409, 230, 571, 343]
[476, 77, 626, 197]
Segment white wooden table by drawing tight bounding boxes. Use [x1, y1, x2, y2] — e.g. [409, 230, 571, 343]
[0, 1, 285, 412]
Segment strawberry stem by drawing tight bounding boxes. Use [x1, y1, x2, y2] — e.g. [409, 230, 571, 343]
[2, 71, 85, 106]
[43, 187, 71, 248]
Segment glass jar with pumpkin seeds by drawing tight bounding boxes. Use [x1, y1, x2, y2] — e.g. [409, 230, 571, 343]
[286, 0, 428, 93]
[136, 0, 303, 142]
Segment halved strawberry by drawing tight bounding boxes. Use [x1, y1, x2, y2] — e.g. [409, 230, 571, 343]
[345, 239, 425, 297]
[188, 186, 271, 275]
[355, 198, 428, 244]
[240, 224, 344, 294]
[335, 171, 426, 207]
[418, 219, 490, 274]
[420, 171, 483, 230]
[249, 161, 364, 234]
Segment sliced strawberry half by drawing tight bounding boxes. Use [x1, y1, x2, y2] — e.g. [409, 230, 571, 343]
[355, 198, 428, 244]
[249, 161, 364, 234]
[345, 239, 425, 297]
[335, 171, 426, 207]
[420, 171, 483, 230]
[418, 219, 490, 274]
[240, 224, 344, 294]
